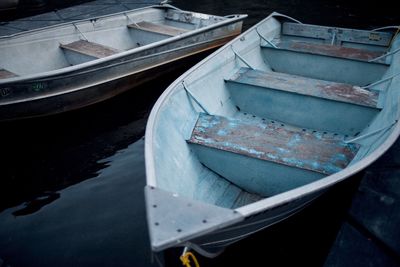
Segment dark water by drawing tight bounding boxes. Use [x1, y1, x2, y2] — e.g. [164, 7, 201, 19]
[0, 1, 399, 266]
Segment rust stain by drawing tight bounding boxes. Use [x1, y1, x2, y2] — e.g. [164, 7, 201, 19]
[188, 114, 360, 175]
[316, 83, 379, 107]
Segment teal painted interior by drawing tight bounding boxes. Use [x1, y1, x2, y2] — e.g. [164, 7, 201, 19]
[150, 14, 400, 207]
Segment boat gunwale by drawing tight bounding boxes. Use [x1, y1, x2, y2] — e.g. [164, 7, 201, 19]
[0, 5, 247, 85]
[145, 11, 400, 218]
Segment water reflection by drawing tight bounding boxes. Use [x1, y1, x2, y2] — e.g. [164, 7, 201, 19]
[0, 87, 150, 213]
[0, 138, 157, 267]
[12, 192, 60, 216]
[0, 52, 199, 212]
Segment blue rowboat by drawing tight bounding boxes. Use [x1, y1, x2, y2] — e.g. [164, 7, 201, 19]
[0, 4, 246, 121]
[145, 12, 400, 257]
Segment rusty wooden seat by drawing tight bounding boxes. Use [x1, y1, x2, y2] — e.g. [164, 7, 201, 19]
[0, 68, 17, 79]
[188, 113, 359, 175]
[186, 112, 361, 196]
[128, 21, 188, 36]
[60, 40, 120, 59]
[274, 41, 387, 64]
[227, 68, 379, 108]
[225, 68, 381, 136]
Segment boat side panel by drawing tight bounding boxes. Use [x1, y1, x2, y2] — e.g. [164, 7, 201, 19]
[0, 39, 72, 75]
[190, 189, 322, 252]
[153, 88, 239, 207]
[350, 37, 400, 163]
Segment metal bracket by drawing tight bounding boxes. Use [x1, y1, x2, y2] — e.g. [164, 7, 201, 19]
[255, 27, 277, 48]
[231, 45, 256, 70]
[361, 71, 400, 90]
[369, 46, 400, 63]
[182, 81, 211, 115]
[345, 120, 397, 144]
[73, 23, 88, 41]
[145, 186, 243, 252]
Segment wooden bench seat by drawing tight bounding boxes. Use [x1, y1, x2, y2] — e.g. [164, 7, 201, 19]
[128, 21, 188, 36]
[187, 113, 360, 195]
[0, 68, 17, 79]
[188, 113, 359, 175]
[228, 68, 379, 108]
[60, 40, 120, 59]
[225, 68, 381, 135]
[272, 40, 387, 64]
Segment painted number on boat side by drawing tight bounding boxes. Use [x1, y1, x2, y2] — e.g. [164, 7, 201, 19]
[0, 87, 11, 97]
[31, 83, 46, 92]
[369, 33, 382, 41]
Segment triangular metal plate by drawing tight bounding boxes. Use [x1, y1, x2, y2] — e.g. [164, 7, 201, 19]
[145, 186, 244, 252]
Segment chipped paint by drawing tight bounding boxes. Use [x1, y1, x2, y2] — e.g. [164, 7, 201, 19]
[188, 113, 360, 175]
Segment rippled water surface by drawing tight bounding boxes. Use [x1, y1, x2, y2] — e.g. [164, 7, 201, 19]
[0, 1, 398, 266]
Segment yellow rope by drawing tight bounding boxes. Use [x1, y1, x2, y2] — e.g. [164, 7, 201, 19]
[180, 251, 200, 267]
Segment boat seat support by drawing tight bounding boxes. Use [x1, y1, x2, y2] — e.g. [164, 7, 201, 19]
[361, 71, 400, 90]
[73, 23, 88, 41]
[231, 45, 256, 70]
[183, 81, 211, 115]
[345, 120, 398, 144]
[369, 46, 400, 63]
[255, 27, 277, 48]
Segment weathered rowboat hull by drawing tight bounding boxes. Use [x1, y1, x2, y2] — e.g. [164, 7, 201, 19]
[145, 12, 400, 257]
[0, 5, 246, 120]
